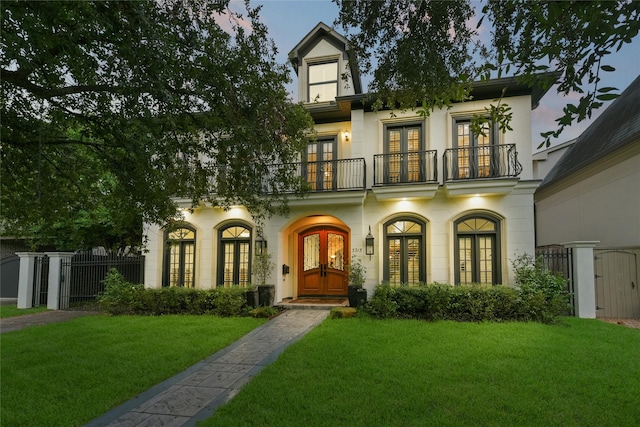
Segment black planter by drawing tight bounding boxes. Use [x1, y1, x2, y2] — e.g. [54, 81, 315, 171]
[348, 285, 367, 308]
[245, 288, 259, 308]
[258, 284, 275, 307]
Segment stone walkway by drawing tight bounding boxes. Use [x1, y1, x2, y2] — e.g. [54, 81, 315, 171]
[85, 309, 329, 427]
[0, 310, 99, 333]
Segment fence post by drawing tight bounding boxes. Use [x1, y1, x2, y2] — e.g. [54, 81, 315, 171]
[563, 241, 599, 318]
[45, 252, 75, 310]
[16, 252, 41, 309]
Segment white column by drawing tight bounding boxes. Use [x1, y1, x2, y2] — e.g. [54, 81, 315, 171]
[563, 241, 599, 319]
[45, 252, 75, 310]
[16, 252, 41, 309]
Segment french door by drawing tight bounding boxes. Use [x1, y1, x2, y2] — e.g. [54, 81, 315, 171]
[305, 138, 336, 191]
[298, 227, 348, 296]
[385, 124, 423, 183]
[454, 119, 496, 179]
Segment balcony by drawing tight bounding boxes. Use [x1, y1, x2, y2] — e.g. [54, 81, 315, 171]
[442, 144, 522, 197]
[372, 150, 439, 200]
[263, 158, 367, 206]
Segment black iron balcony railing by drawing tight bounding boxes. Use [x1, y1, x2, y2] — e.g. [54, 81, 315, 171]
[296, 158, 366, 192]
[373, 150, 438, 186]
[206, 158, 366, 195]
[254, 158, 366, 194]
[443, 144, 522, 181]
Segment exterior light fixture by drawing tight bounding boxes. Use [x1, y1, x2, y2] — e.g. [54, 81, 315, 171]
[255, 227, 267, 255]
[365, 226, 374, 258]
[343, 130, 351, 142]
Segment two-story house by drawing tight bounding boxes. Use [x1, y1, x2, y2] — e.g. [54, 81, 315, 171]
[143, 22, 551, 302]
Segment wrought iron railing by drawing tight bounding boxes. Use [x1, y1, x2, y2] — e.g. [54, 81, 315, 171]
[443, 144, 522, 181]
[373, 150, 438, 186]
[292, 158, 366, 192]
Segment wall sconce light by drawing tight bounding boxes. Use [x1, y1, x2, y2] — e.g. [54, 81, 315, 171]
[365, 226, 375, 258]
[255, 227, 267, 255]
[343, 130, 351, 142]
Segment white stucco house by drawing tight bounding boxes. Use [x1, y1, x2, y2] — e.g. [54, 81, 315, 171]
[143, 23, 552, 302]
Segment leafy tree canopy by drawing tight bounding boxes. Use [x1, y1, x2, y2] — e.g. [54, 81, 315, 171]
[335, 0, 640, 145]
[1, 0, 313, 250]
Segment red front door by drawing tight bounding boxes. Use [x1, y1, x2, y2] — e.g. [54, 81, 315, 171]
[298, 227, 348, 296]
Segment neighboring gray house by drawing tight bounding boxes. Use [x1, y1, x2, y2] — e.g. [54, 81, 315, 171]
[535, 74, 640, 318]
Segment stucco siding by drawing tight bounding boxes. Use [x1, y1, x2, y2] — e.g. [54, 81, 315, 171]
[536, 150, 640, 247]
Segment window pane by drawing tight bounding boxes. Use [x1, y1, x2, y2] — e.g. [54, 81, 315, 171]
[388, 238, 401, 285]
[458, 236, 473, 284]
[169, 244, 180, 287]
[303, 234, 320, 271]
[478, 236, 493, 284]
[169, 227, 194, 240]
[407, 238, 421, 284]
[239, 242, 250, 286]
[327, 233, 344, 271]
[309, 62, 337, 83]
[223, 226, 250, 239]
[223, 242, 235, 286]
[309, 82, 337, 102]
[183, 243, 194, 288]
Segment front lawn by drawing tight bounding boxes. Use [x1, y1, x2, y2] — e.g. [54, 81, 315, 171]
[0, 314, 266, 426]
[0, 304, 49, 318]
[204, 317, 640, 427]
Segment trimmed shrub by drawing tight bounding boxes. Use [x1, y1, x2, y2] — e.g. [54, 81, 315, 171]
[512, 253, 572, 322]
[99, 269, 144, 315]
[329, 307, 357, 319]
[365, 278, 566, 323]
[99, 275, 251, 317]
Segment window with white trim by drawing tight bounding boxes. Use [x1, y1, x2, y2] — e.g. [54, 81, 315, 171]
[308, 61, 338, 102]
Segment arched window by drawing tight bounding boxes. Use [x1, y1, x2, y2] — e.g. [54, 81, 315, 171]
[218, 224, 252, 287]
[384, 218, 426, 285]
[454, 215, 501, 285]
[163, 225, 196, 287]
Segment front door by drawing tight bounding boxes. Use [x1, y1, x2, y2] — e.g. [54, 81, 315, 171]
[298, 227, 348, 296]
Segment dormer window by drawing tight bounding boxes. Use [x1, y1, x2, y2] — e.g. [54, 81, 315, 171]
[308, 60, 338, 102]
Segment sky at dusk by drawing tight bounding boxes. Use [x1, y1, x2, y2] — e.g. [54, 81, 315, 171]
[250, 0, 640, 152]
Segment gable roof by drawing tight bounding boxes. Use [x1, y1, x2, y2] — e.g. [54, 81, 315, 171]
[288, 22, 363, 94]
[538, 74, 640, 191]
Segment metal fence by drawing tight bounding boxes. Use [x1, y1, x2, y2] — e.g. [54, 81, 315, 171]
[59, 250, 145, 310]
[32, 255, 49, 307]
[535, 245, 574, 315]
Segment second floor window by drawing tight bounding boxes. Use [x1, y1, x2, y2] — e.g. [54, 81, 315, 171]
[453, 118, 498, 179]
[385, 123, 424, 183]
[308, 61, 338, 102]
[304, 137, 337, 191]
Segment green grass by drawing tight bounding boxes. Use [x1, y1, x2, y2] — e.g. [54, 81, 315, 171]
[0, 314, 266, 426]
[0, 304, 49, 318]
[204, 318, 640, 427]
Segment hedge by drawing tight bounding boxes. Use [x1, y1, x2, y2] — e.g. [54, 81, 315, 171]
[366, 283, 571, 323]
[99, 269, 251, 316]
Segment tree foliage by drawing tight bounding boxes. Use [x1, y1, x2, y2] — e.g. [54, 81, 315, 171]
[335, 0, 640, 146]
[1, 0, 313, 250]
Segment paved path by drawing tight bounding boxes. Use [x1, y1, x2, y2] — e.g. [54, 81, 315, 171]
[0, 310, 99, 333]
[85, 309, 329, 427]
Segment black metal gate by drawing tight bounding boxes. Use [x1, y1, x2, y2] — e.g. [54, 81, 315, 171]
[536, 245, 574, 315]
[32, 255, 49, 307]
[59, 250, 145, 310]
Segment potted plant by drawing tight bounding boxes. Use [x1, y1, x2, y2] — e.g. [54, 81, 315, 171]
[347, 256, 367, 307]
[253, 251, 275, 306]
[244, 285, 259, 308]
